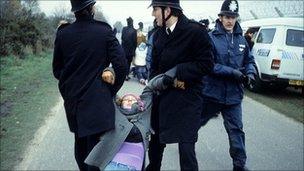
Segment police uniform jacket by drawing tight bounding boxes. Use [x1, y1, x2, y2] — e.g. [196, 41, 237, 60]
[150, 14, 214, 143]
[53, 14, 128, 137]
[202, 19, 256, 105]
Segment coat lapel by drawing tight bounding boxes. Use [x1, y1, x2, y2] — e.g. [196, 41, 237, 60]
[164, 14, 188, 46]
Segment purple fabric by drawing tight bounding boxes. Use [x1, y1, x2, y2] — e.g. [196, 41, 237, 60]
[112, 142, 144, 170]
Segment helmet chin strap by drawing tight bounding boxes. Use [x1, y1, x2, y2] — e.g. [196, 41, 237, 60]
[161, 6, 172, 28]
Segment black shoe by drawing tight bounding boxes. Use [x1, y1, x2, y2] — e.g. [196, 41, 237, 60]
[125, 76, 130, 81]
[233, 166, 249, 171]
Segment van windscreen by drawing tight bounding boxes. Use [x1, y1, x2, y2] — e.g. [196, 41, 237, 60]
[256, 28, 276, 44]
[286, 29, 304, 47]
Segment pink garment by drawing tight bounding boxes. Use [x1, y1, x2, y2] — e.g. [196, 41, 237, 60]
[112, 142, 144, 170]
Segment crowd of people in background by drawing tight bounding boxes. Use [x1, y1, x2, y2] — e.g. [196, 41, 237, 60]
[119, 11, 255, 88]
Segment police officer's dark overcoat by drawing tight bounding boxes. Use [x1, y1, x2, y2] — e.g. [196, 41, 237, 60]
[150, 14, 214, 143]
[53, 15, 128, 137]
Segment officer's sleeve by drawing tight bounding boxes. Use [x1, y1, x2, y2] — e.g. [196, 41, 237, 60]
[52, 34, 63, 80]
[176, 28, 214, 82]
[106, 29, 128, 96]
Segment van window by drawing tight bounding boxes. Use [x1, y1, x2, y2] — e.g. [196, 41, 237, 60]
[256, 28, 276, 44]
[286, 29, 304, 47]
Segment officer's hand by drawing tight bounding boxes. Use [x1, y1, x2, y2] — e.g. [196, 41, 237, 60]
[232, 69, 246, 82]
[173, 78, 185, 90]
[102, 71, 115, 85]
[245, 74, 256, 87]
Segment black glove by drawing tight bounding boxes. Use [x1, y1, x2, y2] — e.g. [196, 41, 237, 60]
[245, 74, 256, 87]
[232, 69, 246, 82]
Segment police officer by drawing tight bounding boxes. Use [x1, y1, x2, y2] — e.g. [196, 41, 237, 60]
[200, 0, 256, 171]
[52, 0, 128, 170]
[146, 0, 214, 170]
[121, 17, 137, 80]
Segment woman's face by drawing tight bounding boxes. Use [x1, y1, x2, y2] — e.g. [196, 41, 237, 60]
[121, 95, 137, 109]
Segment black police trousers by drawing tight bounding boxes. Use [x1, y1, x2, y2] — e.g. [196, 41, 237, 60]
[146, 133, 198, 171]
[74, 132, 103, 171]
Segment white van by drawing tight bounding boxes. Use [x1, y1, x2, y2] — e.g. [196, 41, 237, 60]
[241, 17, 304, 93]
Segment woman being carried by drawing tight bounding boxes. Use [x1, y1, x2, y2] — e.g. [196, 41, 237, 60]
[85, 67, 176, 170]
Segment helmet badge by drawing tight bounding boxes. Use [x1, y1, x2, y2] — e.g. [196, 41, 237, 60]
[229, 1, 238, 12]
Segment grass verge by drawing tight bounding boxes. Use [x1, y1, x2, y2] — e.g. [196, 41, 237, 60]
[245, 88, 304, 123]
[0, 51, 59, 170]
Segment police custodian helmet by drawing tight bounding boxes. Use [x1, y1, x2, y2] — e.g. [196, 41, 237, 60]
[199, 19, 210, 26]
[218, 0, 239, 17]
[148, 0, 183, 11]
[70, 0, 96, 13]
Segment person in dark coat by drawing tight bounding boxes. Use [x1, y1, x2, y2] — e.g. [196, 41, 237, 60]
[52, 0, 128, 170]
[244, 27, 255, 51]
[199, 19, 211, 32]
[200, 1, 256, 171]
[121, 17, 137, 80]
[146, 0, 214, 170]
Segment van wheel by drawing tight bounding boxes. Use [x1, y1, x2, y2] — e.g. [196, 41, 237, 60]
[247, 74, 265, 93]
[268, 82, 288, 91]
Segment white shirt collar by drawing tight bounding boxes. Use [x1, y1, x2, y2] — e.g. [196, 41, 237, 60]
[166, 20, 177, 35]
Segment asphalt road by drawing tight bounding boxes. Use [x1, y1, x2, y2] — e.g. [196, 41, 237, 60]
[16, 78, 304, 170]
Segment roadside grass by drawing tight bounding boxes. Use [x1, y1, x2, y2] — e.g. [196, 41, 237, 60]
[0, 51, 59, 170]
[245, 88, 304, 123]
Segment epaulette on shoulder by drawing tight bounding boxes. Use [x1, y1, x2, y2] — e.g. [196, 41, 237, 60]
[95, 20, 112, 29]
[57, 23, 70, 31]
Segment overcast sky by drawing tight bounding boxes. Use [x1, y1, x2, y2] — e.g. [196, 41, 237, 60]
[39, 0, 303, 29]
[38, 1, 223, 27]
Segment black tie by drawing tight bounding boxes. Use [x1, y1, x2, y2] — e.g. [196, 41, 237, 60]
[167, 28, 172, 35]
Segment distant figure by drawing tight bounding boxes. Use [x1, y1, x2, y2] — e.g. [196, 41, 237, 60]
[244, 28, 255, 51]
[121, 17, 137, 80]
[199, 19, 211, 32]
[134, 42, 148, 85]
[137, 22, 147, 46]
